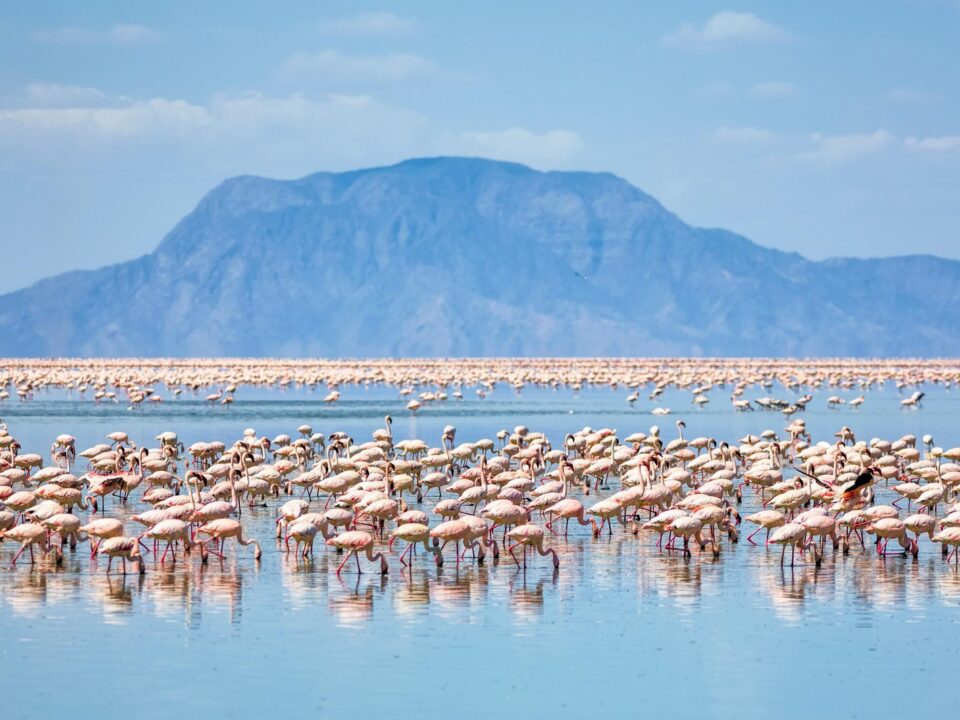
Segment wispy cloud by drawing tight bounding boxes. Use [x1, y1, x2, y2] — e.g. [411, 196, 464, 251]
[207, 92, 426, 146]
[281, 50, 443, 83]
[0, 84, 583, 183]
[714, 126, 779, 145]
[0, 83, 583, 173]
[797, 130, 893, 164]
[663, 11, 789, 50]
[749, 80, 796, 97]
[319, 11, 417, 37]
[13, 83, 115, 108]
[435, 128, 583, 168]
[0, 97, 208, 140]
[32, 23, 165, 47]
[905, 135, 960, 152]
[0, 87, 434, 150]
[108, 24, 165, 47]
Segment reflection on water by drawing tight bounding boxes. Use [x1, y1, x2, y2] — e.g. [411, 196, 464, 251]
[9, 537, 960, 625]
[4, 526, 960, 716]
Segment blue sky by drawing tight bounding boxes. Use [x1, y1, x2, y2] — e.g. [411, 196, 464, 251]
[1, 1, 959, 293]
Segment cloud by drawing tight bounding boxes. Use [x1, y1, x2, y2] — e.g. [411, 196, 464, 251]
[749, 80, 796, 97]
[107, 24, 165, 47]
[435, 128, 583, 168]
[663, 11, 789, 50]
[0, 84, 581, 177]
[0, 88, 431, 150]
[281, 50, 442, 83]
[32, 23, 165, 47]
[12, 83, 115, 108]
[207, 92, 426, 147]
[797, 130, 893, 164]
[905, 135, 960, 152]
[714, 126, 779, 145]
[0, 99, 210, 141]
[319, 11, 417, 36]
[0, 86, 430, 178]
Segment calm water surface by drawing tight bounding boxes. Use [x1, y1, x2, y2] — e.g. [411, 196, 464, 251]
[1, 384, 959, 719]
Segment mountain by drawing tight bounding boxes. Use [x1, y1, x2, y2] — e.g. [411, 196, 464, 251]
[1, 156, 958, 357]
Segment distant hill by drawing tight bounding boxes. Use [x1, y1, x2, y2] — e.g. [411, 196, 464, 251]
[1, 156, 957, 356]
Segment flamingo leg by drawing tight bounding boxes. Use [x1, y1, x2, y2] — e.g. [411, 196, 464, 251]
[12, 544, 28, 566]
[336, 550, 354, 575]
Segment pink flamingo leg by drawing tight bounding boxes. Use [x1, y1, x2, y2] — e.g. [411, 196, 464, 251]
[336, 550, 355, 575]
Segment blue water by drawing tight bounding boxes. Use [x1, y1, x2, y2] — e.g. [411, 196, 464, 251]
[1, 383, 958, 719]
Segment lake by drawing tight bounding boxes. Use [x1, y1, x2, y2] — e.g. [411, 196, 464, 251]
[1, 381, 958, 719]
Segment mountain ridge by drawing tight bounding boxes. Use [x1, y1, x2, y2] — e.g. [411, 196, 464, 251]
[1, 156, 957, 357]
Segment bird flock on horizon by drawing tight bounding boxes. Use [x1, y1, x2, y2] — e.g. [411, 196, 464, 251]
[0, 357, 946, 413]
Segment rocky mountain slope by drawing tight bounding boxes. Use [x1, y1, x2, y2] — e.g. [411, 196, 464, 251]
[1, 156, 956, 356]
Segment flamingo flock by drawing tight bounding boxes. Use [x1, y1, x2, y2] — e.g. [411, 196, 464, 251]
[5, 405, 960, 583]
[0, 357, 953, 412]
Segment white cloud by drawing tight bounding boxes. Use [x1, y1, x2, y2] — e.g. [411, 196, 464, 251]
[0, 84, 582, 177]
[281, 50, 442, 83]
[0, 99, 210, 141]
[714, 126, 779, 145]
[905, 135, 960, 152]
[0, 88, 432, 151]
[749, 80, 796, 97]
[17, 83, 115, 108]
[435, 128, 583, 168]
[0, 86, 430, 179]
[208, 92, 427, 147]
[32, 23, 165, 47]
[319, 11, 417, 36]
[797, 130, 894, 164]
[663, 11, 789, 50]
[107, 24, 165, 47]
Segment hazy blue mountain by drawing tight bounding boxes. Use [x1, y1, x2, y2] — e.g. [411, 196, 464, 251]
[1, 156, 957, 357]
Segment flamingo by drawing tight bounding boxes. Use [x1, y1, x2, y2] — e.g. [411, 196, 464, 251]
[325, 530, 388, 575]
[506, 523, 560, 569]
[195, 518, 261, 560]
[97, 537, 146, 575]
[0, 522, 50, 565]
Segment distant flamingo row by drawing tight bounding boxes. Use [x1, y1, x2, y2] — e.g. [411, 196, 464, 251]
[0, 357, 951, 411]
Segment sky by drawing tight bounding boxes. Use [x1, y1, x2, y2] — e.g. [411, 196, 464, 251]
[1, 1, 959, 293]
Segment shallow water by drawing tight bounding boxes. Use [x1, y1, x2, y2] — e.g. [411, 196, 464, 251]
[1, 383, 959, 719]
